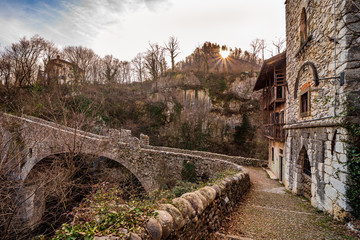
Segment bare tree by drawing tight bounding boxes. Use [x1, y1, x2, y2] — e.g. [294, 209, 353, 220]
[102, 55, 121, 83]
[41, 41, 60, 68]
[5, 35, 47, 86]
[243, 50, 251, 62]
[63, 46, 99, 83]
[144, 43, 162, 81]
[272, 37, 286, 55]
[259, 39, 266, 62]
[132, 53, 146, 83]
[230, 47, 242, 59]
[165, 36, 180, 72]
[0, 54, 12, 87]
[159, 48, 167, 76]
[119, 61, 132, 84]
[250, 38, 264, 63]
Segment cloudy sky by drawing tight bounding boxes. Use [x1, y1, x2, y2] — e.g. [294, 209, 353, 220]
[0, 0, 286, 61]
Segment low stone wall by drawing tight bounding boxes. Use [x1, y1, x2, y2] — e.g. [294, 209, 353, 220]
[144, 145, 267, 167]
[145, 171, 250, 240]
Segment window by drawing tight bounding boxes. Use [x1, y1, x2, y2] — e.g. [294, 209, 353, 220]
[276, 86, 284, 99]
[272, 147, 274, 162]
[279, 149, 284, 155]
[275, 112, 280, 124]
[299, 147, 311, 177]
[271, 113, 275, 124]
[300, 8, 308, 45]
[280, 111, 285, 124]
[303, 153, 311, 176]
[300, 88, 310, 117]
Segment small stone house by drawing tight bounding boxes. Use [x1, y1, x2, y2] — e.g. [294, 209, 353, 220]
[254, 52, 287, 182]
[283, 0, 360, 219]
[42, 56, 83, 85]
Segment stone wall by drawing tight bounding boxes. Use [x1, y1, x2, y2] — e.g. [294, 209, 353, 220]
[137, 148, 243, 190]
[143, 145, 267, 167]
[285, 0, 360, 219]
[145, 171, 250, 240]
[268, 141, 285, 181]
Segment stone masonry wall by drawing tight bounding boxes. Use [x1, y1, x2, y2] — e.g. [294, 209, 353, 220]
[143, 145, 267, 167]
[285, 0, 360, 219]
[145, 171, 250, 240]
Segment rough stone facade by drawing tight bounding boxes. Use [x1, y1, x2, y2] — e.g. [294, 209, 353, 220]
[285, 0, 360, 219]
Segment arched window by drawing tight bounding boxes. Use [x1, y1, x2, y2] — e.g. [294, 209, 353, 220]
[303, 153, 311, 176]
[299, 147, 311, 176]
[300, 8, 308, 45]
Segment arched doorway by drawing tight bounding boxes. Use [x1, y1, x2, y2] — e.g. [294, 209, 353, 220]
[20, 153, 145, 238]
[298, 147, 312, 200]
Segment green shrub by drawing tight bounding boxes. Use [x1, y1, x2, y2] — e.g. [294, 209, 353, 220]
[234, 114, 254, 146]
[344, 93, 360, 219]
[181, 160, 197, 182]
[345, 123, 360, 219]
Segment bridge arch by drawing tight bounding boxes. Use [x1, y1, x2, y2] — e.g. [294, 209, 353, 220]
[21, 149, 151, 192]
[20, 152, 146, 231]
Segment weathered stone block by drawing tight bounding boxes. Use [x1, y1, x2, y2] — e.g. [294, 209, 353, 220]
[155, 210, 173, 239]
[146, 218, 162, 240]
[325, 184, 337, 201]
[159, 204, 185, 230]
[330, 177, 346, 196]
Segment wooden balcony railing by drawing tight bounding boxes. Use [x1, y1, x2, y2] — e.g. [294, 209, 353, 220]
[264, 124, 285, 142]
[262, 85, 286, 109]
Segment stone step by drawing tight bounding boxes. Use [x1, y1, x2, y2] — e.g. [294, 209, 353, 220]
[263, 168, 278, 180]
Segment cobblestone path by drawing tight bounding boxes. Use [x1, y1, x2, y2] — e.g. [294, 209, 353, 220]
[210, 167, 359, 240]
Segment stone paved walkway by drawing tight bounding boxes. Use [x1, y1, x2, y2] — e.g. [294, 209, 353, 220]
[210, 167, 359, 240]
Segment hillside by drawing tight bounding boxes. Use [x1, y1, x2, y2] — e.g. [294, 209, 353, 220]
[0, 42, 266, 158]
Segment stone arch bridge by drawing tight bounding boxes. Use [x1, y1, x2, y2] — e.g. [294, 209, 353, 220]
[0, 112, 267, 229]
[0, 112, 266, 192]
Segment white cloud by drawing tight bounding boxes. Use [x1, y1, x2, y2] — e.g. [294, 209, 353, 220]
[0, 0, 285, 61]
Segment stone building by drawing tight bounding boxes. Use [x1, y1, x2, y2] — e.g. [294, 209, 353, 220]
[284, 0, 360, 219]
[41, 55, 82, 85]
[254, 52, 287, 182]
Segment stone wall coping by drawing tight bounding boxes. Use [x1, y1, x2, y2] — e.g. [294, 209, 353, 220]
[145, 170, 250, 240]
[284, 116, 344, 129]
[140, 148, 244, 171]
[1, 112, 107, 141]
[143, 145, 266, 165]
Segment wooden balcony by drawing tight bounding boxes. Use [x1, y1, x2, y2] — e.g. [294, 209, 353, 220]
[262, 85, 286, 110]
[264, 124, 285, 142]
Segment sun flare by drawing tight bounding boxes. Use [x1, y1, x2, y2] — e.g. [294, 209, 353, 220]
[220, 49, 230, 58]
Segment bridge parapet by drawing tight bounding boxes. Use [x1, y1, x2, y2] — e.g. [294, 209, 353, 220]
[23, 114, 107, 140]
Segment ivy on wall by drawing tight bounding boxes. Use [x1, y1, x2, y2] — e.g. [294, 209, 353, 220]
[344, 93, 360, 219]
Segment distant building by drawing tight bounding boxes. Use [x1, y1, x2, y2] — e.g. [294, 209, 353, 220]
[254, 51, 286, 182]
[41, 55, 82, 85]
